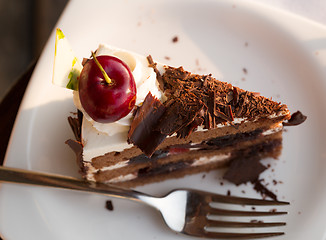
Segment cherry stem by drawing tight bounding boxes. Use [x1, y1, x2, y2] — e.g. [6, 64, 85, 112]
[91, 51, 112, 84]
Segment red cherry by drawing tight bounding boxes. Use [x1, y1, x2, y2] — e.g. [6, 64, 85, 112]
[78, 55, 136, 123]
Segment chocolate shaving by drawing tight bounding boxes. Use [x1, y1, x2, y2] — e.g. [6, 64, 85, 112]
[227, 105, 234, 121]
[233, 87, 239, 105]
[147, 55, 164, 91]
[67, 110, 83, 142]
[283, 111, 307, 126]
[127, 92, 167, 157]
[128, 62, 291, 156]
[252, 179, 278, 201]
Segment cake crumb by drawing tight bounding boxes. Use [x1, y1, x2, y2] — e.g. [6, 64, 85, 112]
[164, 56, 171, 60]
[172, 36, 179, 43]
[105, 200, 114, 211]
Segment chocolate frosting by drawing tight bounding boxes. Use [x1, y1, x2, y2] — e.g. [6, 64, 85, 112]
[128, 59, 290, 157]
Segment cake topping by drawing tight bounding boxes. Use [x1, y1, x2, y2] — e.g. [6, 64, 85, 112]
[128, 60, 290, 156]
[160, 66, 289, 128]
[128, 92, 167, 156]
[78, 54, 137, 123]
[283, 111, 307, 126]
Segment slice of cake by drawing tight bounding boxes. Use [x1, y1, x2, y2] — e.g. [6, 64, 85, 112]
[53, 29, 294, 187]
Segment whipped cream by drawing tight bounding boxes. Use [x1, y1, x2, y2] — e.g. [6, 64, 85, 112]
[74, 44, 165, 136]
[74, 44, 167, 162]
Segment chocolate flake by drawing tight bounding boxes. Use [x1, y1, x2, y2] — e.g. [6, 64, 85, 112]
[105, 200, 114, 211]
[147, 55, 164, 91]
[252, 179, 278, 201]
[127, 92, 167, 157]
[283, 111, 307, 126]
[129, 62, 290, 156]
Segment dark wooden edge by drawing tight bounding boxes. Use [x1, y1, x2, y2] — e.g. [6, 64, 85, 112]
[0, 60, 37, 166]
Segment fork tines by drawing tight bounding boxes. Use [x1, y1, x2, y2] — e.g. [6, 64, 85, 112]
[203, 192, 289, 239]
[208, 193, 290, 206]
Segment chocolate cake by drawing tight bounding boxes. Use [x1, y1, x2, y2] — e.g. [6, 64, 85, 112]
[62, 44, 293, 187]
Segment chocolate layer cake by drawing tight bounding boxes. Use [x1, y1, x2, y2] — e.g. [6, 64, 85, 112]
[63, 44, 291, 187]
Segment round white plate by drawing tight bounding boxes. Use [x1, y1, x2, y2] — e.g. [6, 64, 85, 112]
[1, 0, 326, 239]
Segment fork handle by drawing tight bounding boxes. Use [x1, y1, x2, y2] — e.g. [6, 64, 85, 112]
[0, 166, 152, 203]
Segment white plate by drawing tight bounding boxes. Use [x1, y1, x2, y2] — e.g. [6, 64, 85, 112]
[1, 0, 326, 239]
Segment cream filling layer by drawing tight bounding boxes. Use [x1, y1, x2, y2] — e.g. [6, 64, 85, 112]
[104, 154, 231, 184]
[82, 116, 284, 163]
[84, 126, 283, 182]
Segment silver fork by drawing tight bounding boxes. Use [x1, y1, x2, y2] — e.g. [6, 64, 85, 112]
[0, 166, 288, 239]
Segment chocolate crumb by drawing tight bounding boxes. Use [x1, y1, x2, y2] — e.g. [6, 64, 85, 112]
[269, 208, 277, 213]
[220, 182, 224, 186]
[164, 56, 171, 60]
[202, 174, 206, 179]
[252, 207, 256, 210]
[245, 42, 248, 47]
[283, 111, 307, 126]
[105, 200, 114, 211]
[243, 68, 247, 74]
[172, 36, 178, 43]
[252, 179, 277, 201]
[227, 190, 231, 196]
